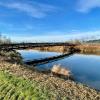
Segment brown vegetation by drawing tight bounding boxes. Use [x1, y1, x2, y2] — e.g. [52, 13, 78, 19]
[75, 44, 100, 54]
[30, 45, 75, 53]
[0, 50, 100, 99]
[0, 52, 100, 99]
[51, 64, 72, 79]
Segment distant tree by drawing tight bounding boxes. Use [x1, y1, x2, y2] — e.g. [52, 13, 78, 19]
[74, 39, 81, 44]
[0, 32, 11, 44]
[66, 39, 82, 44]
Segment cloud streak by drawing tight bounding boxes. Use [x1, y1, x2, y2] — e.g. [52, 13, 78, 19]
[76, 0, 100, 13]
[5, 30, 100, 42]
[0, 1, 57, 18]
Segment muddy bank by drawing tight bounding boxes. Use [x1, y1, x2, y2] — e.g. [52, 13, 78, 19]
[0, 50, 100, 99]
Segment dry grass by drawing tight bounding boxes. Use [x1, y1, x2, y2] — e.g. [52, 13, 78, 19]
[0, 50, 100, 99]
[75, 44, 100, 54]
[51, 64, 72, 79]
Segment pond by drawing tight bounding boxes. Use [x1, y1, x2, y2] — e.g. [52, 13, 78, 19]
[18, 50, 100, 90]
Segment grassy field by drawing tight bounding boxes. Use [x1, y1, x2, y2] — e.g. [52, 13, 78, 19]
[0, 71, 53, 100]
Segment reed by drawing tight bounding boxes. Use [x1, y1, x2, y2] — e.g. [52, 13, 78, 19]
[76, 44, 100, 54]
[51, 64, 72, 80]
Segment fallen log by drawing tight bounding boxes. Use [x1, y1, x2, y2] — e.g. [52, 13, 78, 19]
[25, 52, 74, 65]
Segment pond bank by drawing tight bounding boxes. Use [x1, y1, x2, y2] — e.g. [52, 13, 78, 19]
[75, 44, 100, 55]
[25, 44, 100, 55]
[0, 50, 100, 99]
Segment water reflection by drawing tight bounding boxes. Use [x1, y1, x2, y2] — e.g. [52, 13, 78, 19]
[18, 50, 60, 61]
[18, 50, 100, 90]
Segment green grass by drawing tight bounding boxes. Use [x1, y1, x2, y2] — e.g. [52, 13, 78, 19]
[0, 71, 53, 100]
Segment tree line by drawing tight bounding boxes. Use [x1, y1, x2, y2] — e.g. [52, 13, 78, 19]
[0, 33, 11, 44]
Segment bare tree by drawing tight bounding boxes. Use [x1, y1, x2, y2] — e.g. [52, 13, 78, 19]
[0, 32, 11, 44]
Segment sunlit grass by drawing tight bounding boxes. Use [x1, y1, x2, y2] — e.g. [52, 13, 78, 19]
[0, 71, 53, 100]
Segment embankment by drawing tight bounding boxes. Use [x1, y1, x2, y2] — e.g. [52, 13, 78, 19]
[31, 44, 100, 55]
[75, 44, 100, 55]
[30, 46, 71, 53]
[0, 50, 100, 99]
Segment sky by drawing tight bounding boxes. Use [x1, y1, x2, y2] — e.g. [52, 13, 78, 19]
[0, 0, 100, 42]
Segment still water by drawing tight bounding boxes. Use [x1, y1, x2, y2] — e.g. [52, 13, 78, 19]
[18, 50, 100, 90]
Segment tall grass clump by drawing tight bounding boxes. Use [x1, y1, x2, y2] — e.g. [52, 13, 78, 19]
[0, 50, 22, 64]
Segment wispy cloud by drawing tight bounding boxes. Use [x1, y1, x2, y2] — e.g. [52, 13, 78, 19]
[5, 30, 100, 42]
[76, 0, 100, 13]
[0, 1, 57, 18]
[0, 21, 38, 35]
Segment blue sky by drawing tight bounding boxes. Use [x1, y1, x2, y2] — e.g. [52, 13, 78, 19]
[0, 0, 100, 42]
